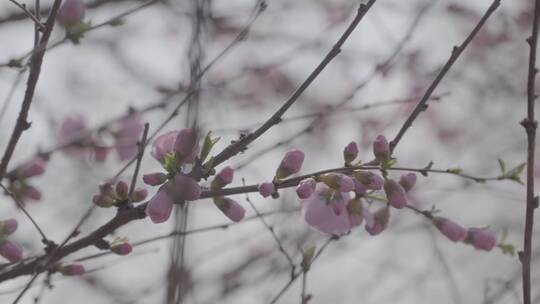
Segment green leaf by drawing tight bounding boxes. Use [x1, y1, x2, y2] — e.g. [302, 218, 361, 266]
[498, 158, 506, 174]
[498, 244, 515, 256]
[202, 157, 215, 176]
[200, 132, 220, 163]
[505, 163, 526, 184]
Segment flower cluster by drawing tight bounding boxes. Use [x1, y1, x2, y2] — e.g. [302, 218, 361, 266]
[0, 219, 23, 262]
[6, 155, 48, 204]
[295, 136, 415, 235]
[143, 129, 202, 223]
[92, 180, 147, 208]
[57, 113, 143, 162]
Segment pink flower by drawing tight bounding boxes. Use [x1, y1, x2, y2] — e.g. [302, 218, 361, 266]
[276, 149, 305, 179]
[0, 240, 23, 262]
[353, 171, 383, 190]
[373, 135, 390, 161]
[174, 129, 198, 163]
[111, 242, 133, 256]
[466, 228, 497, 251]
[343, 141, 359, 164]
[165, 175, 201, 202]
[365, 206, 390, 236]
[18, 156, 47, 178]
[300, 183, 351, 235]
[433, 217, 467, 242]
[211, 166, 234, 189]
[320, 173, 355, 192]
[214, 197, 245, 222]
[0, 219, 18, 237]
[112, 114, 143, 161]
[58, 264, 85, 276]
[146, 189, 174, 224]
[57, 115, 104, 161]
[399, 173, 417, 192]
[132, 188, 148, 202]
[258, 182, 275, 198]
[384, 179, 407, 209]
[58, 0, 86, 27]
[296, 178, 316, 199]
[353, 179, 367, 195]
[143, 172, 168, 186]
[151, 131, 178, 163]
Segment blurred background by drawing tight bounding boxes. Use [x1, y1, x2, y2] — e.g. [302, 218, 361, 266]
[0, 0, 538, 303]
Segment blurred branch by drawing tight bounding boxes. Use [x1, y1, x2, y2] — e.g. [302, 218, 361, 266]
[210, 0, 378, 169]
[519, 0, 540, 303]
[389, 0, 501, 154]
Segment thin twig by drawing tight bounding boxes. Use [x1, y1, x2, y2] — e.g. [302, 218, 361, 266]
[127, 123, 149, 202]
[388, 0, 501, 154]
[0, 184, 49, 244]
[211, 0, 378, 169]
[8, 0, 45, 31]
[519, 0, 540, 303]
[0, 0, 63, 181]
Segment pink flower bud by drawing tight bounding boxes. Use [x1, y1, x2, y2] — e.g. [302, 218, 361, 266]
[58, 264, 85, 276]
[258, 182, 275, 198]
[373, 135, 390, 161]
[165, 175, 201, 202]
[353, 179, 367, 195]
[320, 173, 355, 192]
[143, 172, 168, 186]
[214, 197, 245, 222]
[111, 242, 133, 256]
[347, 198, 364, 226]
[300, 183, 351, 235]
[24, 185, 41, 201]
[296, 178, 316, 199]
[353, 171, 383, 190]
[174, 128, 198, 163]
[18, 156, 47, 178]
[433, 217, 467, 242]
[151, 131, 178, 163]
[276, 149, 304, 179]
[146, 189, 174, 224]
[399, 173, 417, 192]
[365, 206, 390, 236]
[466, 228, 497, 251]
[343, 141, 359, 164]
[132, 188, 148, 202]
[0, 219, 18, 237]
[99, 182, 115, 196]
[211, 166, 234, 189]
[58, 0, 86, 27]
[384, 179, 407, 209]
[115, 181, 128, 199]
[92, 194, 115, 208]
[0, 240, 23, 262]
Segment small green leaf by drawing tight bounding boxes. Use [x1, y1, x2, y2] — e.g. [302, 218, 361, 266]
[200, 132, 220, 163]
[447, 168, 462, 174]
[498, 244, 515, 256]
[202, 157, 215, 176]
[505, 163, 526, 184]
[498, 158, 506, 174]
